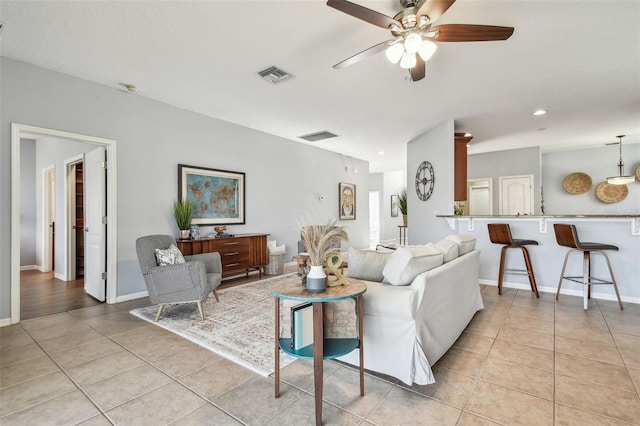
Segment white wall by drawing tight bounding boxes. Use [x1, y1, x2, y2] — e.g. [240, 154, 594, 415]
[1, 58, 370, 320]
[468, 146, 542, 215]
[542, 144, 640, 215]
[19, 139, 36, 267]
[406, 120, 455, 244]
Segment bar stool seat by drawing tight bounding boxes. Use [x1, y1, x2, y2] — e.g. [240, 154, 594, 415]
[553, 223, 623, 310]
[487, 223, 539, 298]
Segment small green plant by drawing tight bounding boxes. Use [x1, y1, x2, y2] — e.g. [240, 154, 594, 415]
[173, 200, 194, 230]
[396, 189, 407, 215]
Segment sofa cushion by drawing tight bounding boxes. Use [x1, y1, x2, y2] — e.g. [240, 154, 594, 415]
[382, 246, 444, 286]
[431, 239, 459, 262]
[446, 234, 477, 256]
[348, 247, 390, 282]
[155, 244, 185, 266]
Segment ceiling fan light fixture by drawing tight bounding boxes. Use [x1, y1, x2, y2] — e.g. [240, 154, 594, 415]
[385, 43, 405, 64]
[404, 32, 422, 53]
[400, 51, 417, 69]
[606, 135, 636, 185]
[418, 39, 437, 61]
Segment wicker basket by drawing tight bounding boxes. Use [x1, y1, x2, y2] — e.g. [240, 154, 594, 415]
[265, 253, 284, 275]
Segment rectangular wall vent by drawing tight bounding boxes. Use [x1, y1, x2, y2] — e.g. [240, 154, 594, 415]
[299, 131, 338, 142]
[258, 66, 293, 84]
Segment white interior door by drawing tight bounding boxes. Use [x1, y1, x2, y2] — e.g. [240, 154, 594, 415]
[500, 175, 534, 215]
[83, 146, 106, 301]
[467, 179, 492, 215]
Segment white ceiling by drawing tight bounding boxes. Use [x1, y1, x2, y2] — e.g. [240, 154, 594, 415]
[1, 0, 639, 173]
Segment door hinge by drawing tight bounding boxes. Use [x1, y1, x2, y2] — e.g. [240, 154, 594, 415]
[101, 161, 107, 169]
[102, 216, 108, 224]
[101, 272, 107, 280]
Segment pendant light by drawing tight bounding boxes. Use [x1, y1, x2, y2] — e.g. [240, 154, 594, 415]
[606, 135, 636, 185]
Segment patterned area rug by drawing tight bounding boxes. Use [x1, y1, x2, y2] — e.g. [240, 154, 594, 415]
[130, 274, 299, 377]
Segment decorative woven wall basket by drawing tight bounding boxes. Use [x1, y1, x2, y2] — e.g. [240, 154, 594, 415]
[563, 172, 592, 194]
[596, 182, 628, 203]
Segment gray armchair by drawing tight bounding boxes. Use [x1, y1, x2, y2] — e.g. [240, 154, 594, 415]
[136, 235, 222, 321]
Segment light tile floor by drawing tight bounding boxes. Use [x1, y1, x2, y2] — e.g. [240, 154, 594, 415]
[1, 286, 639, 425]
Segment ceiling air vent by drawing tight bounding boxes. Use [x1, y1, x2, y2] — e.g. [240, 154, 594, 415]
[299, 131, 338, 142]
[258, 66, 293, 84]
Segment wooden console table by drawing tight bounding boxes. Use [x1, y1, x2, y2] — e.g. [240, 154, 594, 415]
[272, 277, 366, 426]
[176, 233, 268, 279]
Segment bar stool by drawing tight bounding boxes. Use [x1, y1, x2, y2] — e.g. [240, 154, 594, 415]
[553, 223, 623, 310]
[487, 223, 539, 298]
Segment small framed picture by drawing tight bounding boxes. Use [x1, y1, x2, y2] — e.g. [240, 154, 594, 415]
[338, 182, 356, 220]
[391, 194, 399, 217]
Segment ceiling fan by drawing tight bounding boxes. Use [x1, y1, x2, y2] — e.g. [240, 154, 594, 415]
[327, 0, 514, 81]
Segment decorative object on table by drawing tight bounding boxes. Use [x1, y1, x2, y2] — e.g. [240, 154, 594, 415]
[338, 182, 356, 220]
[178, 164, 245, 225]
[396, 188, 408, 226]
[299, 218, 349, 293]
[173, 200, 194, 240]
[562, 172, 592, 194]
[596, 181, 628, 203]
[390, 194, 399, 217]
[324, 252, 349, 287]
[213, 225, 227, 235]
[415, 161, 434, 201]
[636, 165, 640, 181]
[606, 135, 636, 185]
[454, 202, 464, 216]
[189, 224, 200, 240]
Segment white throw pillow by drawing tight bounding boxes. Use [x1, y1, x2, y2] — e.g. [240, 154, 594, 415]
[267, 240, 277, 249]
[383, 246, 444, 286]
[269, 244, 286, 255]
[347, 247, 390, 282]
[431, 239, 459, 262]
[155, 244, 185, 266]
[445, 234, 477, 256]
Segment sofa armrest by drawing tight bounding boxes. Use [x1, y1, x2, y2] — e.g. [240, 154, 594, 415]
[185, 252, 222, 274]
[362, 281, 421, 321]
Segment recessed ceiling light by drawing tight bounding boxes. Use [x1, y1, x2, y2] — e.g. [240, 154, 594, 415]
[533, 109, 547, 116]
[378, 151, 385, 155]
[464, 133, 472, 137]
[118, 82, 138, 93]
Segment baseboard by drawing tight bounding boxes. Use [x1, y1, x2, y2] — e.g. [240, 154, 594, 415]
[116, 290, 149, 303]
[19, 265, 38, 271]
[54, 272, 65, 280]
[0, 317, 13, 327]
[479, 279, 639, 305]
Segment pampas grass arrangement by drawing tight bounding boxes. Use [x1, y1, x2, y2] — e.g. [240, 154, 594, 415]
[299, 217, 348, 266]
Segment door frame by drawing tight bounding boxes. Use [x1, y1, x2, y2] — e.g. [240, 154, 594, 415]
[42, 165, 55, 273]
[11, 123, 118, 324]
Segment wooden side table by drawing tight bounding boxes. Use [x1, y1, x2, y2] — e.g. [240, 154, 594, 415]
[272, 277, 367, 426]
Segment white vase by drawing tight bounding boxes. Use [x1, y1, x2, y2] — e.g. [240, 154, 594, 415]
[306, 265, 327, 293]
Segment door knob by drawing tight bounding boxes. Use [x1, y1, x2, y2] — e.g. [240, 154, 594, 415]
[84, 227, 89, 232]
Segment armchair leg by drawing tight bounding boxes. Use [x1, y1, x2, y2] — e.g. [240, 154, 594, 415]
[154, 305, 165, 322]
[213, 289, 220, 302]
[197, 301, 205, 320]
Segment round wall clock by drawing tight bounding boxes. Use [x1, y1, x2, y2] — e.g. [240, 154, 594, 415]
[415, 161, 435, 201]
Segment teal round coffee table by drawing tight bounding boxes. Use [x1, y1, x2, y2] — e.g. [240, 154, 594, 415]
[272, 276, 367, 426]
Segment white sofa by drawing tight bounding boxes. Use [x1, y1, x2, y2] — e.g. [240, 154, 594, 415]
[337, 235, 484, 385]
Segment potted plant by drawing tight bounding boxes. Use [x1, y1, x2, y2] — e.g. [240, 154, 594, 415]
[174, 200, 194, 240]
[397, 189, 407, 227]
[299, 218, 348, 293]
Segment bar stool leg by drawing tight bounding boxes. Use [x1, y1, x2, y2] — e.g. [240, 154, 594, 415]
[521, 246, 539, 298]
[600, 251, 624, 310]
[498, 246, 508, 295]
[556, 250, 572, 301]
[582, 251, 589, 310]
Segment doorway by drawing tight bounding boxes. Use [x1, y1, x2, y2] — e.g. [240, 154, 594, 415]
[499, 175, 534, 215]
[10, 123, 118, 324]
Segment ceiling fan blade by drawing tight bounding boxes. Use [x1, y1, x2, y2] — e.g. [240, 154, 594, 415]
[327, 0, 398, 29]
[431, 24, 514, 42]
[333, 40, 393, 69]
[410, 57, 426, 81]
[416, 0, 456, 24]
